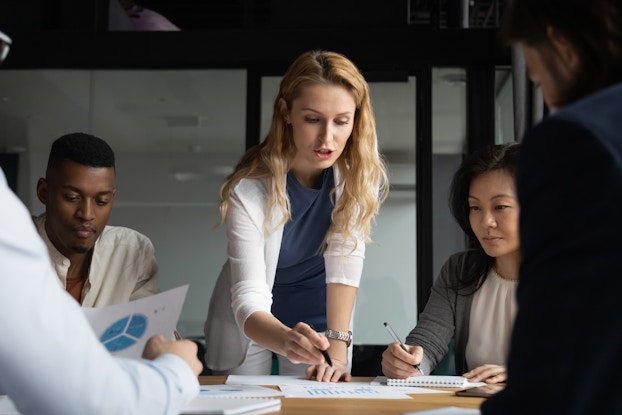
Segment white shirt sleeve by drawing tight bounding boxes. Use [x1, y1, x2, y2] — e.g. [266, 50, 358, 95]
[324, 231, 365, 287]
[0, 171, 199, 415]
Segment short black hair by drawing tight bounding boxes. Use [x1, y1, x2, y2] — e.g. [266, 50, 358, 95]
[46, 132, 115, 173]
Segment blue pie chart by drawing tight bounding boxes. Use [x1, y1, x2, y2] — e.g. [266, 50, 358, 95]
[100, 313, 148, 352]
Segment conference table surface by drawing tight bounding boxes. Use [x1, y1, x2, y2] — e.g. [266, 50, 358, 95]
[199, 376, 485, 415]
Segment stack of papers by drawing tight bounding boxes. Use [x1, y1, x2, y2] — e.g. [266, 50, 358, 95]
[180, 397, 281, 415]
[180, 384, 282, 414]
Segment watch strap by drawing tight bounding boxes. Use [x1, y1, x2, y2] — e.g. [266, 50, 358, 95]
[325, 329, 352, 347]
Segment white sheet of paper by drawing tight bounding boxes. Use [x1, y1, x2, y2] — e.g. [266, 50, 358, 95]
[83, 285, 188, 358]
[278, 384, 413, 399]
[197, 385, 284, 398]
[403, 407, 481, 415]
[225, 375, 314, 385]
[225, 375, 450, 396]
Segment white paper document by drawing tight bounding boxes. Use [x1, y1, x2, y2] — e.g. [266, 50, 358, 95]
[278, 383, 413, 399]
[225, 375, 450, 398]
[83, 285, 188, 358]
[197, 385, 284, 398]
[403, 407, 481, 415]
[226, 375, 314, 385]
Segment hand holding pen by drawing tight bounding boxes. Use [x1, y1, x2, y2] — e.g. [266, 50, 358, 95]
[305, 323, 351, 382]
[309, 324, 332, 367]
[383, 322, 424, 376]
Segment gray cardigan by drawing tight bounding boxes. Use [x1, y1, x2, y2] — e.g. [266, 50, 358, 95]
[406, 251, 480, 376]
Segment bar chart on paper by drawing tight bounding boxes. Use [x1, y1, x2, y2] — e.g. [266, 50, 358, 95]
[278, 384, 412, 399]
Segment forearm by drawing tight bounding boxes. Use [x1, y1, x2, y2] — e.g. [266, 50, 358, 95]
[243, 310, 291, 356]
[326, 283, 357, 362]
[406, 254, 463, 371]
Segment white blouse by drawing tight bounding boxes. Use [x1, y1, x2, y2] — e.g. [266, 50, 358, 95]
[465, 269, 518, 370]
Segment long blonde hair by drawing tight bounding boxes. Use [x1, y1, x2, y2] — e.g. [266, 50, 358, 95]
[219, 50, 389, 248]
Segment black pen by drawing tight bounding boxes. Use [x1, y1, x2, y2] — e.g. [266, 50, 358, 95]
[309, 324, 332, 367]
[383, 322, 424, 375]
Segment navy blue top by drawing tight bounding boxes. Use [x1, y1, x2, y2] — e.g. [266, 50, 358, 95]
[271, 167, 335, 331]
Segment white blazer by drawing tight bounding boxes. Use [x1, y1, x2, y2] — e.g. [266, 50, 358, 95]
[204, 167, 365, 370]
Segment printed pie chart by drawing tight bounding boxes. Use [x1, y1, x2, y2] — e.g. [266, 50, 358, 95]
[100, 313, 148, 352]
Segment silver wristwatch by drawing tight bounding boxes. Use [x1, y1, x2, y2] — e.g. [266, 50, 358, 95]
[325, 329, 352, 347]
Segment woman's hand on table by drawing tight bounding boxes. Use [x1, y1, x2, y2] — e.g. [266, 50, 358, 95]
[463, 364, 507, 384]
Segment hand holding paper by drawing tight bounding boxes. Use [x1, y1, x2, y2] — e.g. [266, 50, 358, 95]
[143, 335, 203, 376]
[83, 285, 188, 358]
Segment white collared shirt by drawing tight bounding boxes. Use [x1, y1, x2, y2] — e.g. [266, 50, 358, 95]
[0, 171, 198, 415]
[33, 213, 159, 307]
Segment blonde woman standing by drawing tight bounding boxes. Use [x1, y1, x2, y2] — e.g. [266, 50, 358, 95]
[204, 50, 389, 382]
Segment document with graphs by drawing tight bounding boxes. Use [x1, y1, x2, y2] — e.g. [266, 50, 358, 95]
[83, 285, 188, 358]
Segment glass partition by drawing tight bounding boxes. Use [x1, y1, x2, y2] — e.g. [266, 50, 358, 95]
[495, 67, 515, 144]
[0, 65, 511, 345]
[0, 68, 247, 338]
[432, 67, 468, 279]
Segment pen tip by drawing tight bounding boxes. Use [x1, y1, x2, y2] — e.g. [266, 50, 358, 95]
[383, 322, 388, 326]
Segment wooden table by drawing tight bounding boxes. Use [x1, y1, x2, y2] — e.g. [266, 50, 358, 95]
[199, 376, 485, 414]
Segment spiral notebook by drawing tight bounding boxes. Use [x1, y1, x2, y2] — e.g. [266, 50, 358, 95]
[386, 376, 484, 388]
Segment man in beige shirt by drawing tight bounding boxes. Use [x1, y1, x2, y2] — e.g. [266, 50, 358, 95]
[34, 132, 159, 306]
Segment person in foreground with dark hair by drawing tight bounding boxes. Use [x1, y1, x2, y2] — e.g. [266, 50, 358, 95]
[482, 0, 622, 413]
[382, 143, 520, 384]
[33, 132, 160, 306]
